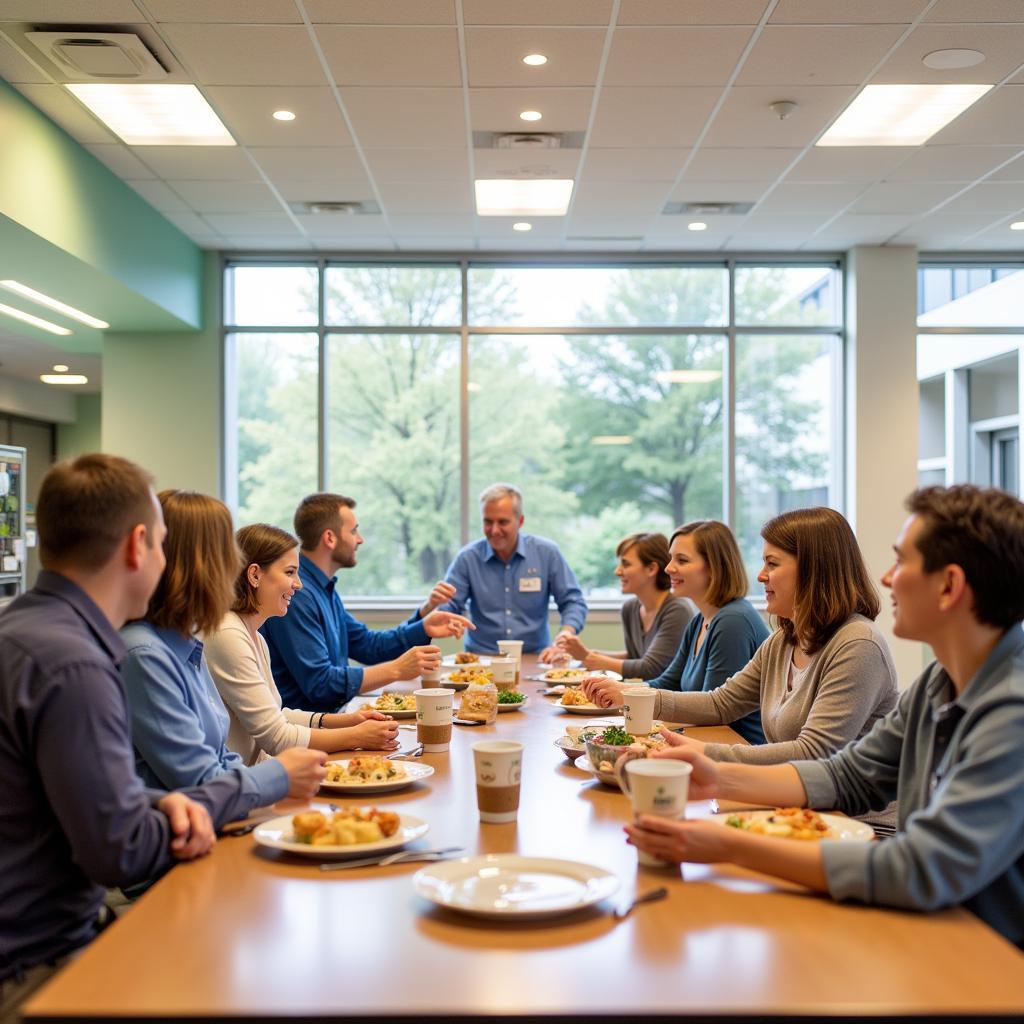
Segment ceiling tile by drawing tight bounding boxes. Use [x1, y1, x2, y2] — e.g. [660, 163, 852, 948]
[468, 88, 593, 133]
[205, 213, 302, 236]
[465, 27, 605, 87]
[293, 213, 388, 237]
[249, 147, 369, 185]
[14, 85, 115, 144]
[474, 218, 563, 237]
[463, 0, 612, 25]
[618, 1, 769, 25]
[589, 87, 720, 148]
[227, 236, 314, 250]
[84, 144, 157, 180]
[845, 182, 962, 214]
[727, 213, 832, 237]
[884, 146, 1022, 182]
[930, 86, 1024, 145]
[363, 148, 469, 181]
[473, 148, 581, 179]
[572, 179, 672, 209]
[603, 27, 753, 87]
[893, 212, 1006, 246]
[387, 214, 476, 235]
[925, 0, 1024, 22]
[770, 0, 928, 22]
[786, 145, 917, 182]
[273, 181, 374, 203]
[145, 0, 302, 21]
[646, 215, 745, 239]
[685, 147, 802, 180]
[134, 146, 260, 181]
[313, 238, 396, 251]
[987, 154, 1024, 182]
[582, 148, 689, 180]
[160, 24, 327, 86]
[159, 210, 222, 236]
[566, 238, 645, 250]
[670, 180, 772, 202]
[204, 87, 352, 147]
[811, 213, 916, 245]
[341, 88, 465, 147]
[874, 25, 1024, 85]
[937, 182, 1024, 215]
[0, 35, 47, 83]
[125, 180, 191, 213]
[305, 0, 455, 24]
[565, 213, 656, 235]
[316, 26, 461, 86]
[376, 181, 472, 213]
[737, 25, 905, 86]
[754, 182, 866, 214]
[0, 1, 141, 20]
[702, 85, 856, 147]
[956, 227, 1024, 251]
[167, 180, 284, 214]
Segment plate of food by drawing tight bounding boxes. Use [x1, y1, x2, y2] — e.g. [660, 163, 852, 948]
[443, 667, 494, 691]
[709, 808, 874, 843]
[360, 692, 417, 718]
[496, 691, 528, 712]
[254, 806, 429, 859]
[442, 652, 492, 668]
[557, 689, 602, 714]
[413, 854, 619, 920]
[573, 753, 619, 787]
[320, 755, 434, 794]
[542, 668, 588, 685]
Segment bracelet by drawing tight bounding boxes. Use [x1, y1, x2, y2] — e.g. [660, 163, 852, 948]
[317, 712, 327, 729]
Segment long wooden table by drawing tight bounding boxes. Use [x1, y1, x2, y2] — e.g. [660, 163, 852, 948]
[26, 663, 1024, 1021]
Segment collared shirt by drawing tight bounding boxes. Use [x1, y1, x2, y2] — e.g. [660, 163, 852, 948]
[794, 625, 1024, 946]
[0, 572, 242, 981]
[440, 533, 587, 653]
[262, 554, 429, 712]
[120, 621, 287, 815]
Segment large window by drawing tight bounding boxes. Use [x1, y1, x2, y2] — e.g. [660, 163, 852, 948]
[225, 260, 843, 599]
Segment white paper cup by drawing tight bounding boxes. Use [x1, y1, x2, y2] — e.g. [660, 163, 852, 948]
[617, 759, 692, 867]
[472, 740, 523, 823]
[420, 665, 443, 683]
[489, 656, 517, 691]
[413, 687, 454, 752]
[622, 687, 656, 735]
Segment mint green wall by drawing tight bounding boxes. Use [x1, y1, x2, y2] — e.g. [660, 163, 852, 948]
[56, 393, 102, 459]
[102, 253, 221, 493]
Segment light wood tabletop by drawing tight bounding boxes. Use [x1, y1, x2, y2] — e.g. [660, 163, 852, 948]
[25, 664, 1024, 1021]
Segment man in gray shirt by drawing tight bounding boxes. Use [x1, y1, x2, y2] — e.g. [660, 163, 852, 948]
[625, 484, 1024, 947]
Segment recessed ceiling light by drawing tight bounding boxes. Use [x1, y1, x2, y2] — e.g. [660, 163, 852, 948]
[519, 110, 543, 122]
[512, 222, 533, 232]
[475, 179, 574, 216]
[0, 280, 109, 329]
[53, 364, 69, 372]
[272, 109, 296, 121]
[654, 369, 723, 384]
[592, 435, 633, 446]
[66, 84, 235, 146]
[522, 54, 548, 66]
[688, 221, 708, 231]
[1011, 222, 1024, 230]
[922, 48, 985, 70]
[817, 83, 992, 147]
[40, 374, 88, 385]
[0, 302, 71, 336]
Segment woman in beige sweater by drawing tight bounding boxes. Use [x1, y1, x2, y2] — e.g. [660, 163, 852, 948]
[205, 524, 398, 764]
[587, 507, 898, 765]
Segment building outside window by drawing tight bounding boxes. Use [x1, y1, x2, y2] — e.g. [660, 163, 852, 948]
[225, 260, 843, 602]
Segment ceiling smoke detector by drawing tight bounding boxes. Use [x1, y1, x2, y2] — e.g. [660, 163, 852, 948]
[769, 100, 798, 121]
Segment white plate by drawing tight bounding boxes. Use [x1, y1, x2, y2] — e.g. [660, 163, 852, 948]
[542, 669, 588, 684]
[360, 703, 417, 719]
[708, 810, 875, 842]
[557, 700, 604, 715]
[497, 695, 528, 712]
[414, 854, 619, 920]
[573, 753, 620, 788]
[254, 809, 429, 859]
[319, 760, 435, 794]
[439, 673, 479, 691]
[442, 654, 492, 668]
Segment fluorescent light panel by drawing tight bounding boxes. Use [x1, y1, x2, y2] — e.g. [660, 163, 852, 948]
[655, 370, 722, 384]
[0, 280, 109, 329]
[0, 302, 72, 336]
[40, 374, 88, 385]
[817, 84, 992, 147]
[475, 179, 574, 216]
[67, 84, 235, 146]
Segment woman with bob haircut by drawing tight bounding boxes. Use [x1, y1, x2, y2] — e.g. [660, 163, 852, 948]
[119, 491, 325, 816]
[585, 520, 768, 744]
[556, 532, 691, 679]
[588, 508, 898, 765]
[205, 523, 399, 762]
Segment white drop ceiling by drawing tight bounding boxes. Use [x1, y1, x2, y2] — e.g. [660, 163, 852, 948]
[1, 0, 1024, 254]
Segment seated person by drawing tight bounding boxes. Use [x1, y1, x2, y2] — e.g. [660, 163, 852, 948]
[120, 491, 326, 812]
[586, 508, 897, 764]
[555, 532, 692, 680]
[626, 485, 1024, 948]
[439, 482, 587, 657]
[263, 492, 472, 712]
[0, 455, 240, 1013]
[206, 523, 400, 762]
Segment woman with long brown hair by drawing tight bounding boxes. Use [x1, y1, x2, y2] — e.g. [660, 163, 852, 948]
[205, 523, 399, 761]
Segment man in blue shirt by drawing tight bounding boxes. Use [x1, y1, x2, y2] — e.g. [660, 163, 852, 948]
[263, 492, 473, 712]
[439, 483, 588, 655]
[626, 485, 1024, 948]
[0, 454, 240, 1014]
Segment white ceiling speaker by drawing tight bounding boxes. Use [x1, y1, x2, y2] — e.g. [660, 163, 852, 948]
[24, 31, 166, 80]
[769, 100, 798, 121]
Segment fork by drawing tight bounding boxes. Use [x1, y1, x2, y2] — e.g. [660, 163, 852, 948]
[390, 744, 424, 759]
[613, 886, 669, 920]
[319, 846, 464, 872]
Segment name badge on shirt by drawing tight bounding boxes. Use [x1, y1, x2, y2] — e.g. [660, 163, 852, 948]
[519, 576, 542, 592]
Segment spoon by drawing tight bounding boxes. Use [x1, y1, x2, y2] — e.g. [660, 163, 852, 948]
[613, 886, 669, 920]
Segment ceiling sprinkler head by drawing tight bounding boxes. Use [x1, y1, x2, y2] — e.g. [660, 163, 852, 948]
[770, 100, 798, 121]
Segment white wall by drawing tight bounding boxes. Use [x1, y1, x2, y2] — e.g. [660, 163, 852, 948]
[0, 373, 76, 423]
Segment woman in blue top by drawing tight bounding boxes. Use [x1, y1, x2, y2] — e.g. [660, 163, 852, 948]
[120, 490, 326, 829]
[585, 520, 768, 744]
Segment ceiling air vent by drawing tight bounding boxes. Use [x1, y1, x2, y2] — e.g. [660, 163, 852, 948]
[663, 201, 755, 216]
[287, 200, 381, 216]
[24, 31, 167, 80]
[472, 131, 586, 150]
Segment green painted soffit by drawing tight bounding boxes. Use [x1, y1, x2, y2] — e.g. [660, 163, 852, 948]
[0, 78, 203, 339]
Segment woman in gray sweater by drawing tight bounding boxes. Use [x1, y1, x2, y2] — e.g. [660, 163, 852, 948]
[619, 508, 898, 765]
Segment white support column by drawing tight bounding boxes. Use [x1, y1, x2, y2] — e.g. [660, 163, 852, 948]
[944, 367, 970, 485]
[845, 246, 923, 687]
